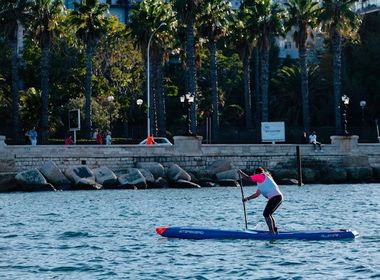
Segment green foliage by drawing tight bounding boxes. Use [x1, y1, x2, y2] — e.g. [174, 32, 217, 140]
[0, 1, 379, 142]
[69, 0, 109, 44]
[271, 63, 330, 126]
[344, 13, 380, 124]
[20, 87, 41, 129]
[197, 0, 232, 42]
[220, 104, 244, 127]
[67, 96, 120, 133]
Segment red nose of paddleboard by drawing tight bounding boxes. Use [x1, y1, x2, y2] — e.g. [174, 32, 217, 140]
[156, 226, 168, 236]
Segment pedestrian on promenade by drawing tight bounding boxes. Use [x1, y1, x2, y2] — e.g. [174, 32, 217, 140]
[146, 134, 155, 145]
[106, 131, 112, 145]
[65, 135, 73, 145]
[240, 167, 283, 233]
[96, 130, 103, 144]
[309, 131, 322, 151]
[25, 127, 38, 146]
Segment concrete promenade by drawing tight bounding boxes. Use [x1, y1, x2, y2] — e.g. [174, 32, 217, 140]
[1, 135, 380, 183]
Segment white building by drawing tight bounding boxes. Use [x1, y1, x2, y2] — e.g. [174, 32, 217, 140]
[64, 0, 131, 23]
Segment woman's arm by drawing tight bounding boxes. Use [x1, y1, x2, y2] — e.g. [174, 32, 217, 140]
[243, 189, 261, 202]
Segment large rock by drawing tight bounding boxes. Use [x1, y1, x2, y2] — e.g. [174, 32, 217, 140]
[217, 179, 239, 187]
[171, 179, 201, 188]
[215, 169, 239, 181]
[0, 172, 20, 192]
[138, 169, 155, 184]
[93, 166, 118, 188]
[40, 160, 72, 190]
[208, 160, 232, 175]
[135, 162, 165, 179]
[154, 177, 169, 188]
[166, 164, 191, 182]
[118, 168, 147, 189]
[15, 169, 56, 192]
[64, 166, 101, 190]
[199, 181, 216, 188]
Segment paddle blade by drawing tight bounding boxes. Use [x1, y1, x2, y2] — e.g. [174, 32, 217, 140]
[156, 226, 168, 236]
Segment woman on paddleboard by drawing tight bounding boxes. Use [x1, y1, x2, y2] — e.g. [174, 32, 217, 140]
[241, 167, 283, 233]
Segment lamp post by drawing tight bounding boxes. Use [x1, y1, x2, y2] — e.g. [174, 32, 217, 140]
[360, 100, 366, 121]
[180, 92, 194, 135]
[341, 95, 350, 135]
[107, 95, 114, 131]
[147, 22, 166, 138]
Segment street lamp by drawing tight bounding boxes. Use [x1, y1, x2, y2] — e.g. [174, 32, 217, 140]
[147, 22, 167, 138]
[360, 100, 366, 121]
[341, 95, 350, 135]
[180, 92, 195, 135]
[136, 99, 143, 106]
[107, 95, 114, 131]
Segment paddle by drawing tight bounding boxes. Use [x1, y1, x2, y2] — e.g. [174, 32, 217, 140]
[238, 170, 248, 230]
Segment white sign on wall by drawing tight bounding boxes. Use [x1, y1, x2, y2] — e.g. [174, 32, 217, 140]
[261, 122, 285, 143]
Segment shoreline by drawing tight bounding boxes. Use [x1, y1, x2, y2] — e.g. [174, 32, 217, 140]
[1, 135, 380, 191]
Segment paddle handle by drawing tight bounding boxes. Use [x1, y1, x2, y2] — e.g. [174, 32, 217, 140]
[239, 171, 248, 230]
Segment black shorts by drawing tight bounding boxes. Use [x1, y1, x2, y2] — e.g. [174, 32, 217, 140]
[263, 195, 282, 217]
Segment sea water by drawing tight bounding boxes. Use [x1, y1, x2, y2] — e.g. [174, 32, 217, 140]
[0, 184, 379, 279]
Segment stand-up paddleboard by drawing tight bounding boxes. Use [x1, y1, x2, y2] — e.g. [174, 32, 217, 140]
[156, 226, 358, 240]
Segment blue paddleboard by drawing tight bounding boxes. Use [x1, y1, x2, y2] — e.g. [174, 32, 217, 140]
[156, 226, 358, 240]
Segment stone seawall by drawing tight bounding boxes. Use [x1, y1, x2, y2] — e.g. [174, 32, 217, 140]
[1, 135, 380, 183]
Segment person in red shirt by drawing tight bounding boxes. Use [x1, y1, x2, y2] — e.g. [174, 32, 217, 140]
[64, 135, 73, 145]
[96, 130, 103, 144]
[146, 134, 155, 145]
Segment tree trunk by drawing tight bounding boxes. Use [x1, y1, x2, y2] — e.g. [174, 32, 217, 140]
[11, 38, 20, 143]
[332, 31, 342, 135]
[41, 39, 50, 144]
[299, 45, 310, 132]
[85, 38, 94, 138]
[210, 40, 219, 140]
[260, 47, 269, 122]
[243, 54, 252, 128]
[254, 47, 260, 125]
[186, 22, 197, 134]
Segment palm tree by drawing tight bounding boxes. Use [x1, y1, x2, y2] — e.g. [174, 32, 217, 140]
[229, 4, 257, 128]
[173, 0, 201, 134]
[0, 0, 32, 142]
[319, 0, 360, 135]
[271, 64, 327, 126]
[285, 0, 320, 132]
[29, 0, 64, 144]
[128, 0, 175, 137]
[198, 0, 231, 140]
[247, 0, 285, 122]
[229, 18, 254, 128]
[69, 0, 109, 137]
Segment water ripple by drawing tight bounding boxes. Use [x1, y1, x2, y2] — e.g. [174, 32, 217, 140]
[0, 185, 379, 279]
[58, 231, 91, 239]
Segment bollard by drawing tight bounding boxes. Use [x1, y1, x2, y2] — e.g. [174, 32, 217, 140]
[296, 145, 303, 186]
